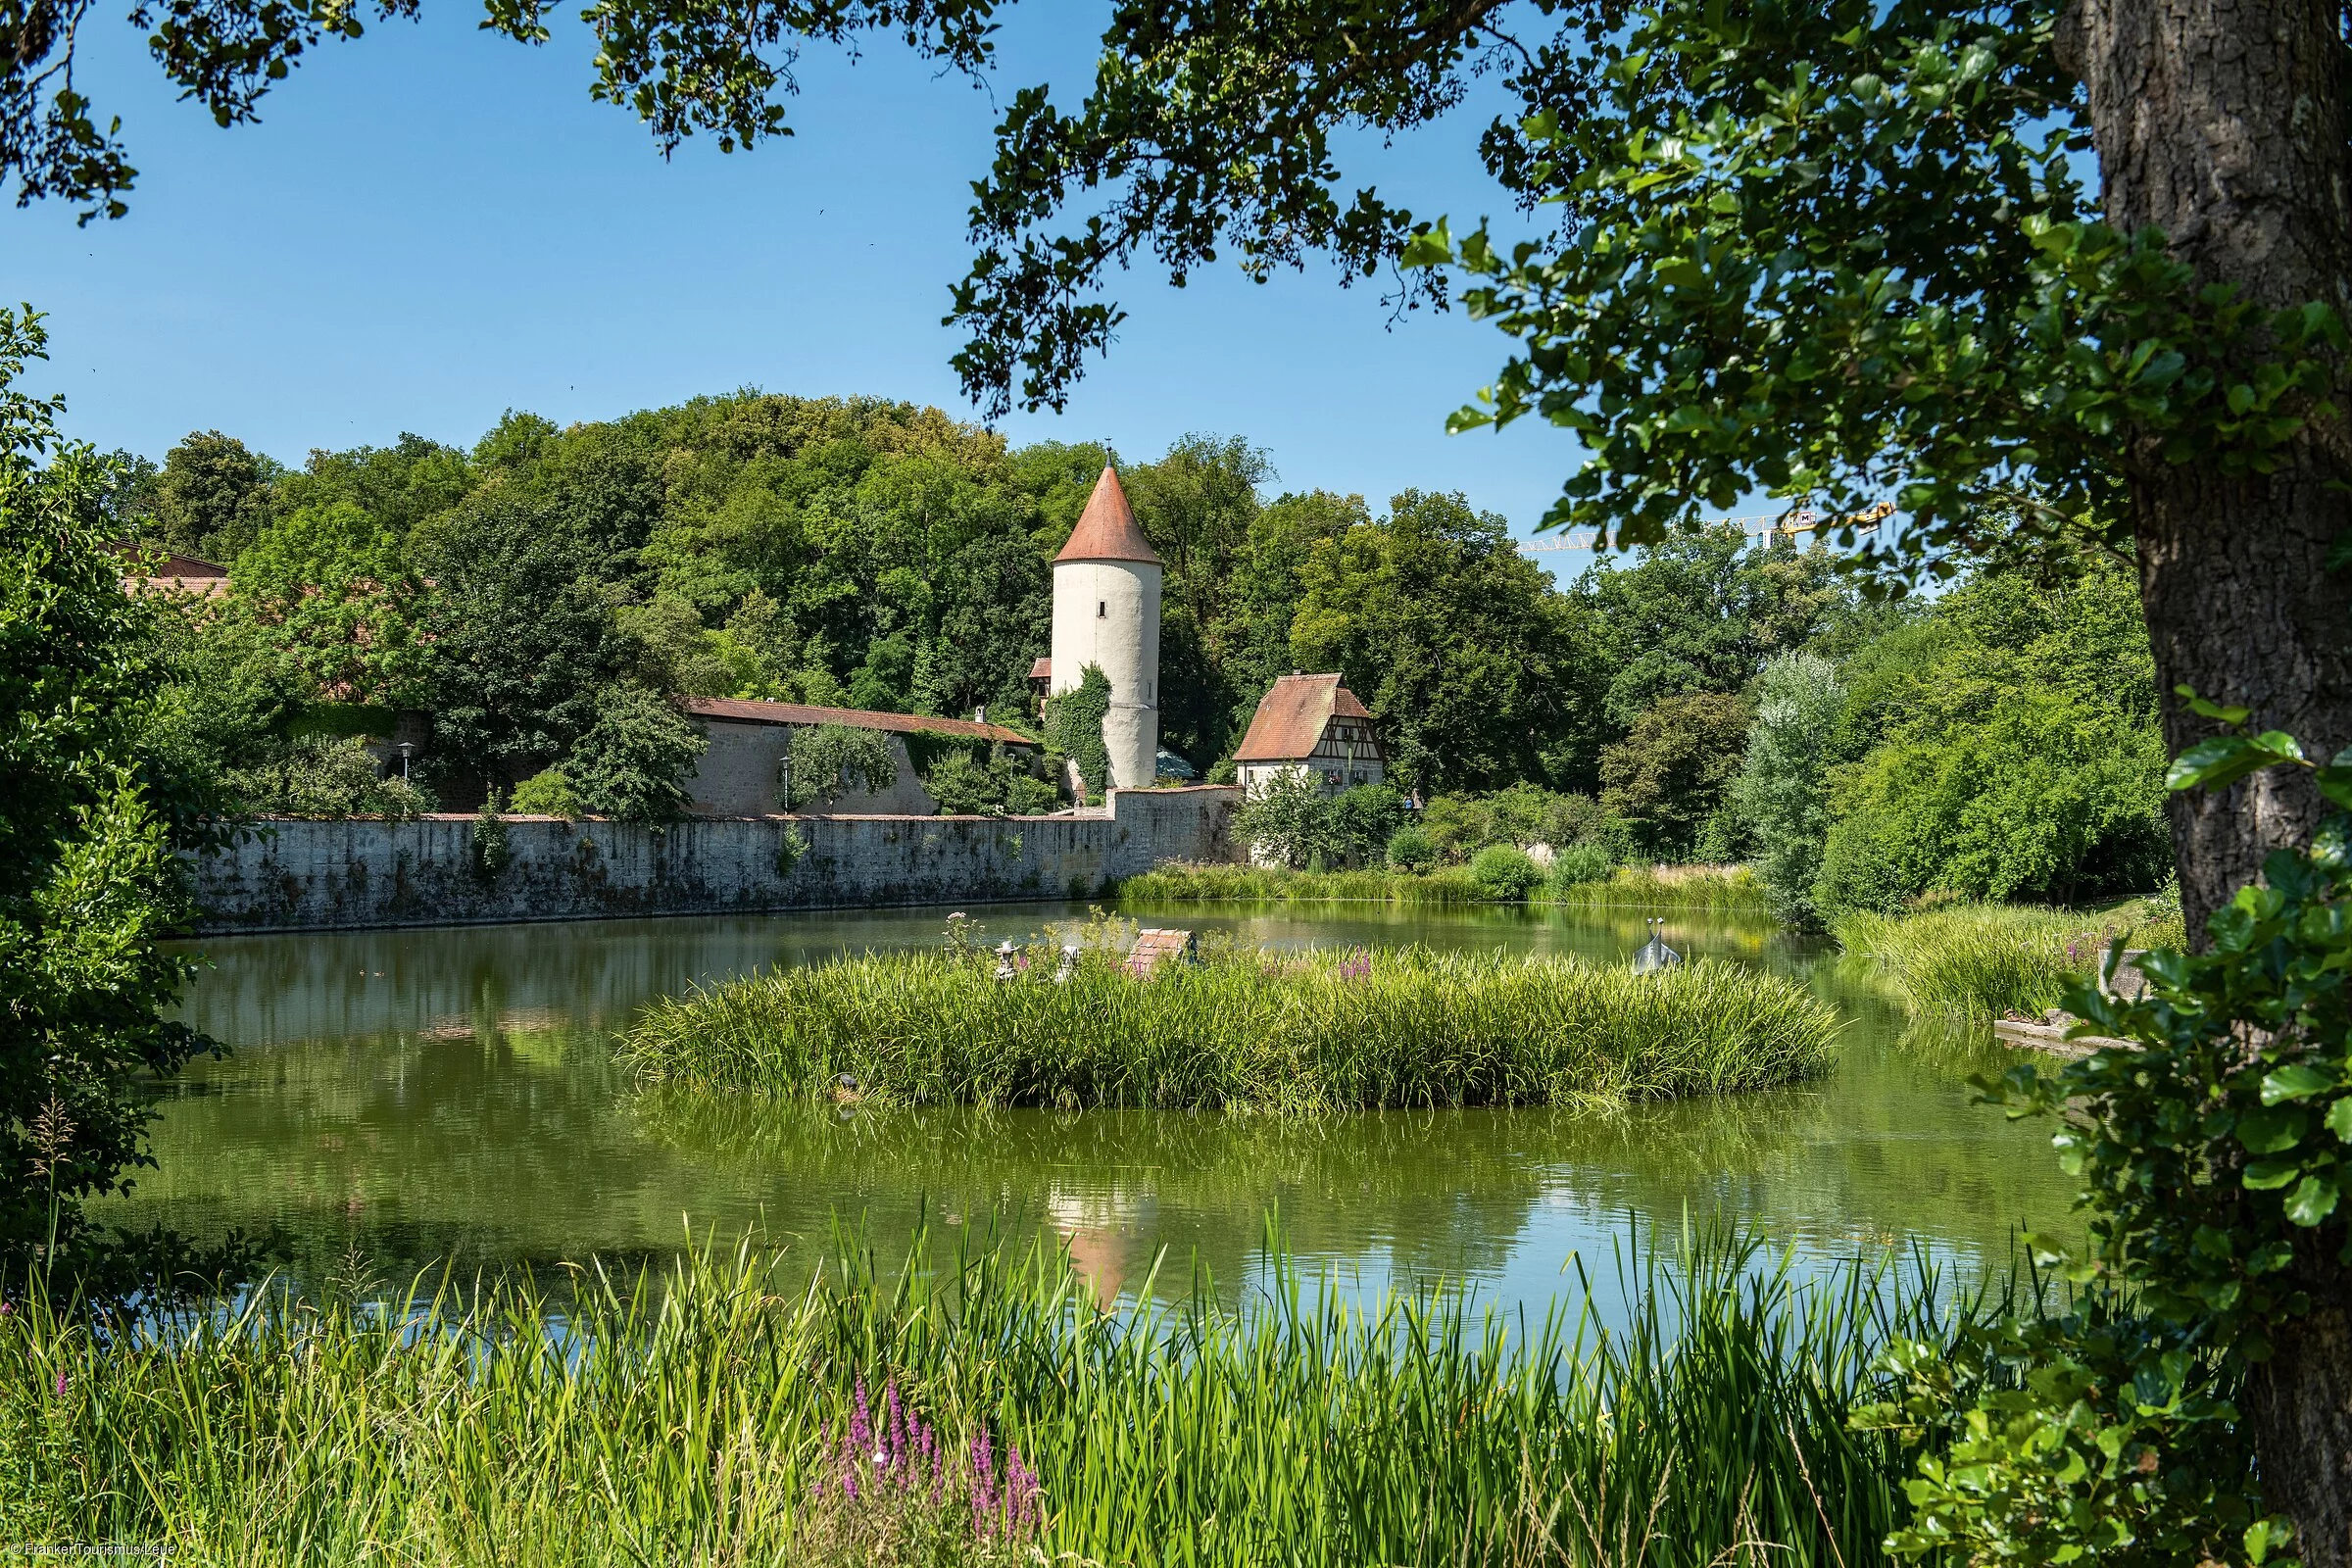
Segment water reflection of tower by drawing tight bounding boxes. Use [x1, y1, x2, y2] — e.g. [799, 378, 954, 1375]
[1046, 1185, 1149, 1306]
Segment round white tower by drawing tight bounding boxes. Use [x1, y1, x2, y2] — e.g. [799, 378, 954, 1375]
[1049, 466, 1162, 791]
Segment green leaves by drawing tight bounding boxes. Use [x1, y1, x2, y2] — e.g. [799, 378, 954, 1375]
[2165, 731, 2306, 793]
[2261, 1064, 2337, 1103]
[0, 308, 222, 1281]
[1875, 730, 2352, 1564]
[2283, 1175, 2339, 1228]
[1397, 221, 1453, 271]
[2233, 1107, 2307, 1155]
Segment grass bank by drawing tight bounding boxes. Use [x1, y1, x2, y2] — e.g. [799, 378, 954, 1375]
[1119, 860, 1767, 910]
[0, 1224, 1990, 1566]
[620, 946, 1839, 1110]
[1835, 900, 2188, 1021]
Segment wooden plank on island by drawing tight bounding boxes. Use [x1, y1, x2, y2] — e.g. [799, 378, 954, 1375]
[1993, 1017, 2134, 1058]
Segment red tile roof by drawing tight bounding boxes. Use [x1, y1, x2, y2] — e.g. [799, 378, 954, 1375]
[1028, 656, 1054, 680]
[1053, 467, 1162, 566]
[679, 696, 1038, 747]
[1232, 673, 1375, 762]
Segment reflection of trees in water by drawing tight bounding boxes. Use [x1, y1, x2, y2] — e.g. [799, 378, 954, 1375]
[113, 1022, 691, 1284]
[630, 1058, 2074, 1302]
[630, 1093, 1560, 1299]
[170, 905, 1102, 1049]
[128, 906, 2079, 1305]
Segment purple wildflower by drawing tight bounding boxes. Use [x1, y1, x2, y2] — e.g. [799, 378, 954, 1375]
[969, 1429, 999, 1535]
[885, 1380, 906, 1473]
[53, 1368, 67, 1398]
[1005, 1443, 1042, 1531]
[849, 1378, 873, 1459]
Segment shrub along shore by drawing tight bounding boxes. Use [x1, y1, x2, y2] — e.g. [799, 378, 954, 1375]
[620, 945, 1838, 1110]
[1, 1224, 1988, 1567]
[1116, 860, 1766, 911]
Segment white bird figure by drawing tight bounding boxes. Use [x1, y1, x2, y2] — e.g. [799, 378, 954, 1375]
[1633, 918, 1683, 975]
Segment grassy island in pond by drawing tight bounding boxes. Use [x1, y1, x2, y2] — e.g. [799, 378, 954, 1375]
[620, 945, 1838, 1110]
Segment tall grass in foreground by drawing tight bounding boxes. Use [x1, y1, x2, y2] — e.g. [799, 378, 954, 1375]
[1118, 860, 1768, 910]
[1835, 902, 2188, 1022]
[0, 1222, 2001, 1566]
[620, 947, 1839, 1109]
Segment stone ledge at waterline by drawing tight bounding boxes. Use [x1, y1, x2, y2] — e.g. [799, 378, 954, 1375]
[183, 786, 1242, 933]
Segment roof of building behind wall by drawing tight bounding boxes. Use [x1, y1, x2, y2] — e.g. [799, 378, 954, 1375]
[1053, 467, 1163, 566]
[1232, 673, 1375, 762]
[679, 697, 1038, 747]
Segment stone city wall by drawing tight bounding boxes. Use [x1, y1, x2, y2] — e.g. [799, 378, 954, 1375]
[183, 786, 1240, 933]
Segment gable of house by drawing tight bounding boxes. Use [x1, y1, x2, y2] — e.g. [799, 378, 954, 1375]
[1233, 673, 1385, 790]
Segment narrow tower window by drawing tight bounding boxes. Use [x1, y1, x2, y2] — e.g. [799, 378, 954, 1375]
[1097, 601, 1106, 618]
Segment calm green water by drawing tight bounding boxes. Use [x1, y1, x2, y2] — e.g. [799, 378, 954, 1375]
[117, 903, 2076, 1312]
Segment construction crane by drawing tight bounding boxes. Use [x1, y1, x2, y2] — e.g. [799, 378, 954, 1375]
[1515, 501, 1896, 554]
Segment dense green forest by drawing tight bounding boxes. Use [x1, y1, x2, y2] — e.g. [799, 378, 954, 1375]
[117, 390, 2169, 915]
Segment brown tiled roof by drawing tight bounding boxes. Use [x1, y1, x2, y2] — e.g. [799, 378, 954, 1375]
[112, 542, 228, 577]
[679, 696, 1037, 747]
[1053, 467, 1162, 565]
[1233, 673, 1375, 762]
[118, 546, 234, 599]
[1028, 656, 1054, 680]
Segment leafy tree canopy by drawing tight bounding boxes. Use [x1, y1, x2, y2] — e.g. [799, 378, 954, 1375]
[562, 681, 706, 822]
[1815, 563, 2170, 911]
[0, 309, 220, 1283]
[1291, 488, 1583, 795]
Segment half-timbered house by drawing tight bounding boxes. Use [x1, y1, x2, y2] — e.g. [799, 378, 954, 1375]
[1231, 672, 1386, 796]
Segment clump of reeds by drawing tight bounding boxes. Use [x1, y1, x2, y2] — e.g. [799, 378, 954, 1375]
[1548, 862, 1770, 911]
[1117, 860, 1773, 912]
[1835, 901, 2185, 1022]
[618, 944, 1840, 1110]
[1117, 861, 1483, 904]
[0, 1221, 1997, 1566]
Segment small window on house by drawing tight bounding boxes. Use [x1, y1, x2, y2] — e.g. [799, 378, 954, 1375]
[1097, 601, 1107, 618]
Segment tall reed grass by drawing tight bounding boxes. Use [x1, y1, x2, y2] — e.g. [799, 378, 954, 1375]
[620, 947, 1840, 1110]
[1835, 901, 2187, 1022]
[0, 1221, 2001, 1566]
[1118, 860, 1769, 911]
[1551, 863, 1768, 911]
[1118, 860, 1484, 904]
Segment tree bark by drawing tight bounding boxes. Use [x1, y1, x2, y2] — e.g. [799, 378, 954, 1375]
[2060, 1, 2352, 1560]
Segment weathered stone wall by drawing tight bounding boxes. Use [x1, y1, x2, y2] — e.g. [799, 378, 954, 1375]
[183, 787, 1240, 933]
[687, 719, 939, 817]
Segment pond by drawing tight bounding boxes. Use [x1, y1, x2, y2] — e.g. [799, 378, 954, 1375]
[116, 903, 2078, 1315]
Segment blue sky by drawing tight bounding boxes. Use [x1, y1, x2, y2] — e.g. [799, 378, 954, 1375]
[5, 5, 1640, 564]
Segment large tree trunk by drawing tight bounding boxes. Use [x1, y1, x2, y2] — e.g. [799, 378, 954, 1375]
[2060, 1, 2352, 1560]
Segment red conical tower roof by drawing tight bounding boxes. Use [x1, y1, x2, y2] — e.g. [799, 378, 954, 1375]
[1054, 466, 1162, 565]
